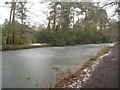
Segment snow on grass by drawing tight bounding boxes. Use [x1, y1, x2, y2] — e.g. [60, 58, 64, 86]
[29, 43, 48, 46]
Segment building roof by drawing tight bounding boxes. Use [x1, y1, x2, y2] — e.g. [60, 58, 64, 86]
[15, 22, 35, 33]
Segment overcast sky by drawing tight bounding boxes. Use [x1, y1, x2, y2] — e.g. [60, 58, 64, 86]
[0, 0, 118, 27]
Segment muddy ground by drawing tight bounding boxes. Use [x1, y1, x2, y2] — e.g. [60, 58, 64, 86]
[83, 45, 119, 88]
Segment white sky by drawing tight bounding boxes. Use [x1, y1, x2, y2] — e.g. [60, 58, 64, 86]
[0, 0, 118, 27]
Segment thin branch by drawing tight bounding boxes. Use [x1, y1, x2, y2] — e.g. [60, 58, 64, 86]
[102, 2, 117, 8]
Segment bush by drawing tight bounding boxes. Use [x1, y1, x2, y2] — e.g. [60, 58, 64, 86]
[51, 37, 66, 46]
[15, 37, 21, 44]
[62, 31, 77, 45]
[34, 29, 112, 46]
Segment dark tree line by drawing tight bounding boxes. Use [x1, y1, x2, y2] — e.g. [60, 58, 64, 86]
[35, 2, 118, 46]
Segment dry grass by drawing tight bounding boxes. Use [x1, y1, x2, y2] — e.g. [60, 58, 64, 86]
[113, 42, 119, 47]
[95, 46, 111, 58]
[2, 44, 50, 51]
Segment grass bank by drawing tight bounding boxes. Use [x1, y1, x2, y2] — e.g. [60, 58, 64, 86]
[52, 42, 118, 88]
[2, 44, 51, 51]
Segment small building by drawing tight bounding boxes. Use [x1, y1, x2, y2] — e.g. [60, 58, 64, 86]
[15, 23, 35, 44]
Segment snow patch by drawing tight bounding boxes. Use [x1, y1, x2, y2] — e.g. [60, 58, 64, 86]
[29, 43, 47, 46]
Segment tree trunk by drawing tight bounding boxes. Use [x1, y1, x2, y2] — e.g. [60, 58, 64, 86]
[53, 2, 57, 33]
[11, 2, 16, 44]
[20, 10, 24, 44]
[8, 6, 13, 45]
[84, 11, 87, 32]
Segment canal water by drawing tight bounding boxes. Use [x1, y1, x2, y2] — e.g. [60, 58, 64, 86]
[2, 43, 114, 88]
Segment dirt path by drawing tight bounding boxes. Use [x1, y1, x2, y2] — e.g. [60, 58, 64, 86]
[83, 45, 119, 88]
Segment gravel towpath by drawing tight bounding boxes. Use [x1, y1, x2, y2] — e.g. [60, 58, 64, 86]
[83, 45, 119, 88]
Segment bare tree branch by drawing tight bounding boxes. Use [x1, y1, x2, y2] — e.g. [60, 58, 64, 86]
[102, 2, 117, 8]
